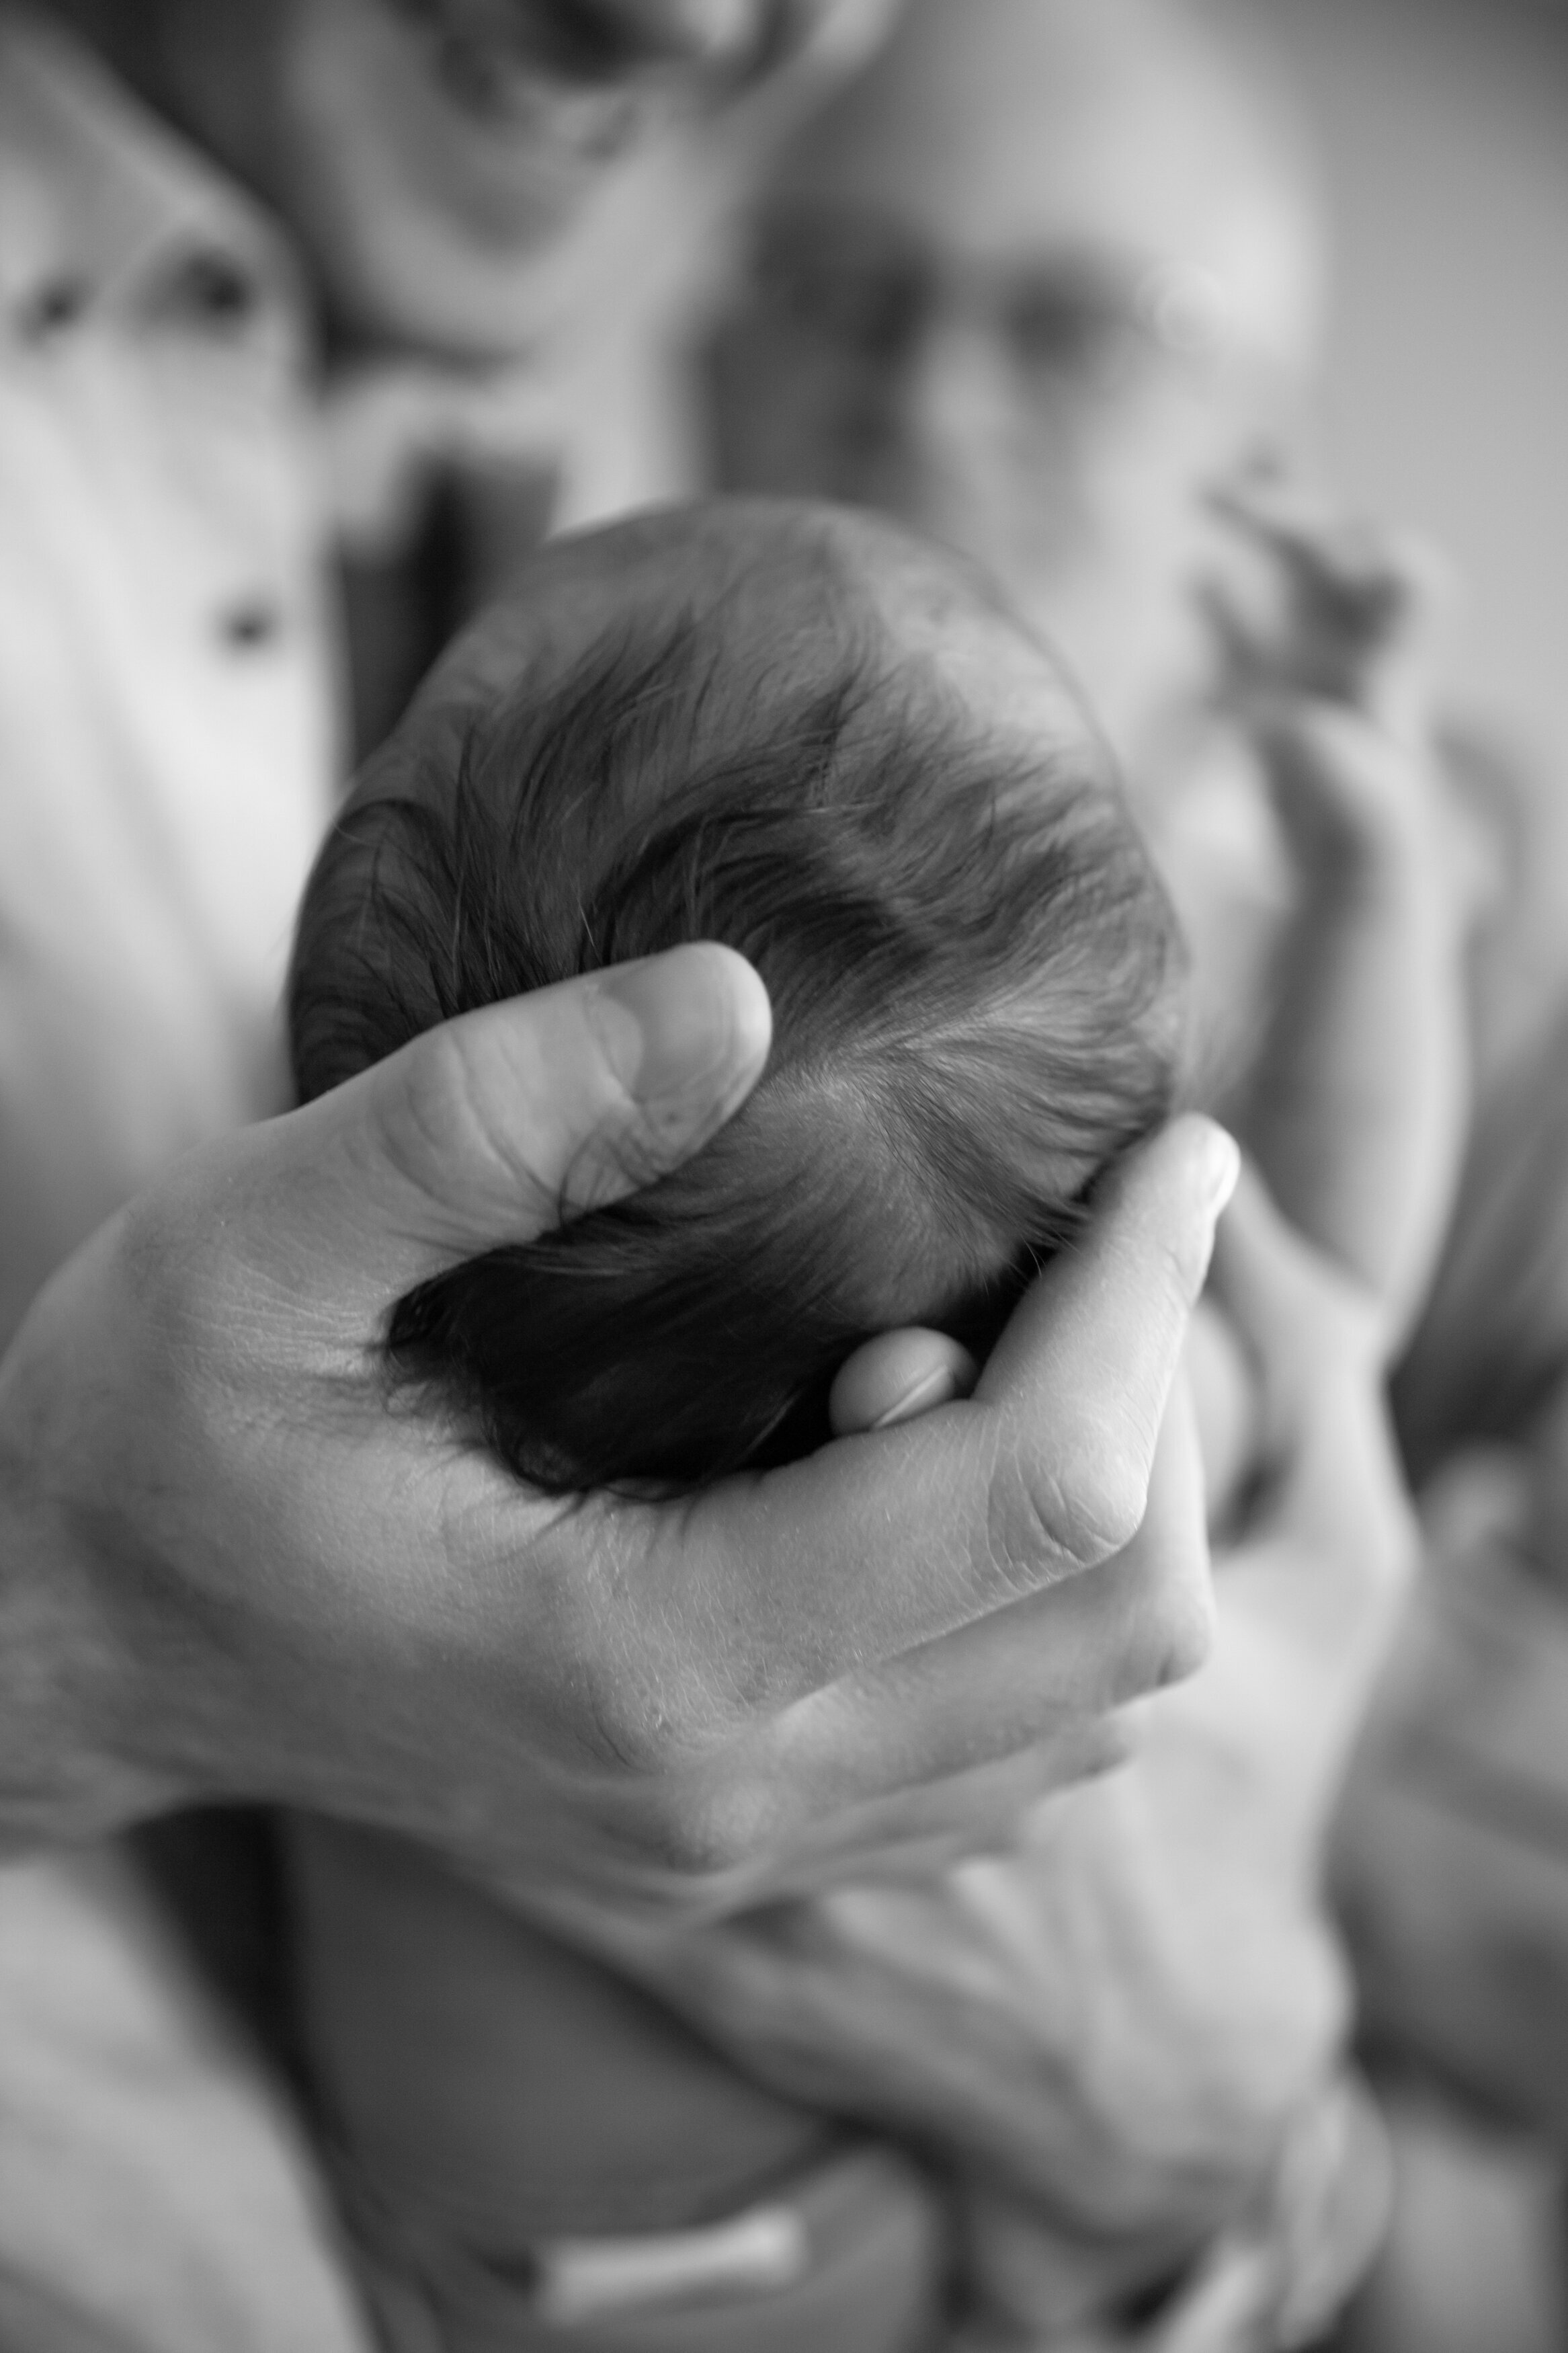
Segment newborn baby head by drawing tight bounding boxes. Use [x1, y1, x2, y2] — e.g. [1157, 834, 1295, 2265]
[290, 501, 1184, 1488]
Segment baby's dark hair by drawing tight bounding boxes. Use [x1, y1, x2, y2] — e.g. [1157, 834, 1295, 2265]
[290, 511, 1184, 1490]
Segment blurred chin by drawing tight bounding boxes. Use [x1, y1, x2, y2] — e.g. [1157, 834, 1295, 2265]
[315, 223, 560, 357]
[276, 5, 667, 359]
[301, 124, 661, 359]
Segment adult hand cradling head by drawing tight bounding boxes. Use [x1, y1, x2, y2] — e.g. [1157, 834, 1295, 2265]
[0, 480, 1233, 1914]
[0, 932, 1232, 1915]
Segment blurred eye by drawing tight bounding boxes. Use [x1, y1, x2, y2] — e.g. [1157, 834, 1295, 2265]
[415, 0, 787, 86]
[1004, 276, 1147, 394]
[393, 0, 667, 106]
[751, 231, 927, 363]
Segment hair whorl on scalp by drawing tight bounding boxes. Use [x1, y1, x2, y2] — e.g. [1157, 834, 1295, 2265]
[290, 554, 1183, 1491]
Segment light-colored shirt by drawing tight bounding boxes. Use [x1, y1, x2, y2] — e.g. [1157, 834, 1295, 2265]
[0, 9, 337, 1339]
[0, 14, 896, 2347]
[0, 32, 374, 2344]
[0, 2, 901, 1351]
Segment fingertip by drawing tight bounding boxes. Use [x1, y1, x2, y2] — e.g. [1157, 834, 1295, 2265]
[973, 1117, 1239, 1529]
[1196, 1117, 1243, 1223]
[1204, 1157, 1274, 1298]
[1110, 1112, 1240, 1242]
[828, 1329, 979, 1437]
[1112, 1113, 1240, 1325]
[1210, 1154, 1289, 1263]
[986, 1116, 1238, 1401]
[593, 945, 772, 1118]
[693, 943, 775, 1100]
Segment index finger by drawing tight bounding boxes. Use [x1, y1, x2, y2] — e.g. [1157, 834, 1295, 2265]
[651, 1116, 1239, 1704]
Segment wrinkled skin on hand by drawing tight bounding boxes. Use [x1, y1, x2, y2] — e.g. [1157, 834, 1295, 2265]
[0, 930, 1232, 1920]
[567, 1169, 1415, 2315]
[0, 515, 1235, 1914]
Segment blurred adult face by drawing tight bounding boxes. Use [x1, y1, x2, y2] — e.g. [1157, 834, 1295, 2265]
[708, 0, 1327, 778]
[150, 0, 870, 358]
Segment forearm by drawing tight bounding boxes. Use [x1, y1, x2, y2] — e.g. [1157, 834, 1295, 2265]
[0, 1327, 173, 1850]
[0, 1210, 241, 1851]
[1247, 859, 1467, 1343]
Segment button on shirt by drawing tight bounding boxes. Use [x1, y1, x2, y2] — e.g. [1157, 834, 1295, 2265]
[0, 3, 903, 1354]
[0, 9, 337, 1340]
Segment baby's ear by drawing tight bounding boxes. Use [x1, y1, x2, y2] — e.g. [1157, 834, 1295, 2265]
[828, 1331, 978, 1437]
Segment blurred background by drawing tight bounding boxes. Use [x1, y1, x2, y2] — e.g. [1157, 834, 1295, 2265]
[1272, 0, 1568, 791]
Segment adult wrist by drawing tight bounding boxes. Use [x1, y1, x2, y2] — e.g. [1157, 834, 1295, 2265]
[0, 1274, 183, 1849]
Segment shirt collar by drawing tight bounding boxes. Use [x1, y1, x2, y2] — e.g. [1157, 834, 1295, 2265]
[0, 8, 569, 550]
[0, 7, 306, 351]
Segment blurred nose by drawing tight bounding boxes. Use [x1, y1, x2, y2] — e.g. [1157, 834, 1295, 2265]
[890, 302, 1021, 478]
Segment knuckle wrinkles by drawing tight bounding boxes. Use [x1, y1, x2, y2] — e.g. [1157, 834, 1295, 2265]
[573, 1638, 691, 1781]
[563, 1616, 688, 1785]
[388, 1031, 548, 1221]
[1052, 1431, 1148, 1564]
[983, 1461, 1067, 1601]
[564, 1548, 747, 1788]
[115, 1185, 239, 1404]
[561, 1130, 655, 1216]
[984, 1430, 1144, 1595]
[375, 1039, 464, 1193]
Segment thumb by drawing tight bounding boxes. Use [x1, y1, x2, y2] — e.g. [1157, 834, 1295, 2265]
[264, 944, 771, 1320]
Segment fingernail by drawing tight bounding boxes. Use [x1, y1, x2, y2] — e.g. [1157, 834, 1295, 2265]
[871, 1362, 964, 1430]
[593, 946, 771, 1111]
